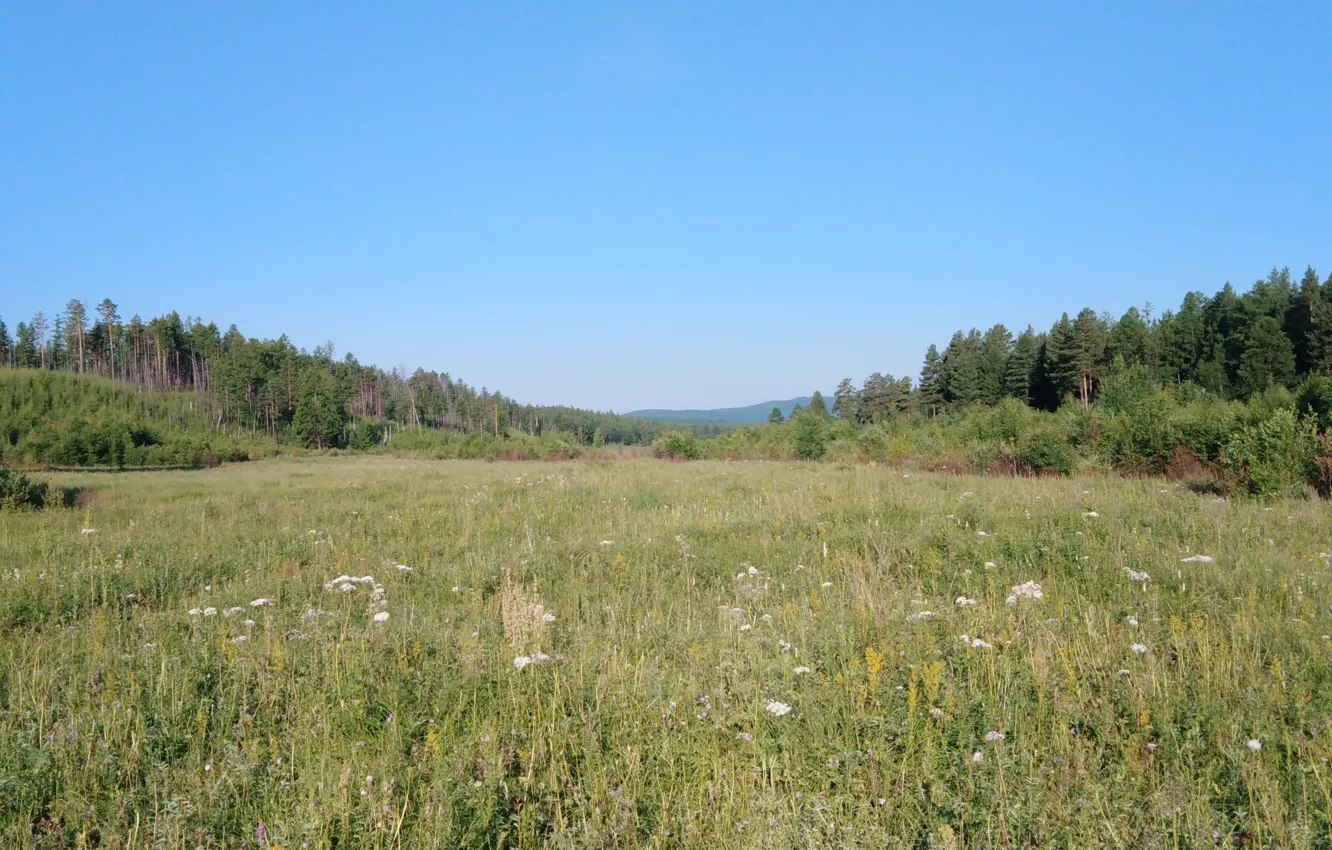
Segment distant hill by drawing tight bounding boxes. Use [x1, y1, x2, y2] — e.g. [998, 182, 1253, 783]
[627, 397, 814, 424]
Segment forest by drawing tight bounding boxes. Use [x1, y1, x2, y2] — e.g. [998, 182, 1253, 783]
[4, 264, 1332, 492]
[0, 299, 727, 465]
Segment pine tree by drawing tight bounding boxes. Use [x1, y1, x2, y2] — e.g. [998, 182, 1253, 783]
[64, 299, 88, 374]
[767, 407, 785, 424]
[1070, 308, 1109, 406]
[97, 298, 120, 379]
[0, 318, 10, 367]
[832, 378, 858, 419]
[859, 372, 890, 422]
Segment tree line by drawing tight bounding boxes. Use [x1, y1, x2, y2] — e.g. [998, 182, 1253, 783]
[0, 299, 719, 449]
[807, 265, 1332, 421]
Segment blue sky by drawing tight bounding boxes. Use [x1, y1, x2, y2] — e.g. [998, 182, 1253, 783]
[2, 3, 1330, 412]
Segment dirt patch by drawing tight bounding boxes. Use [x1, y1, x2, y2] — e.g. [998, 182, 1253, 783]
[1163, 445, 1210, 482]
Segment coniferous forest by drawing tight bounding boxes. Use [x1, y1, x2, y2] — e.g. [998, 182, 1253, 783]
[0, 298, 729, 466]
[5, 264, 1332, 495]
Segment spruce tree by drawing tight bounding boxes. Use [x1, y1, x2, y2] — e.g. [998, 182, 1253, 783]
[1003, 327, 1039, 403]
[978, 324, 1012, 405]
[0, 318, 10, 367]
[767, 407, 785, 424]
[917, 345, 944, 417]
[1237, 315, 1295, 397]
[807, 390, 829, 417]
[1045, 313, 1080, 402]
[1107, 307, 1150, 367]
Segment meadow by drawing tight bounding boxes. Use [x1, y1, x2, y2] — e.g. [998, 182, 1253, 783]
[2, 457, 1332, 849]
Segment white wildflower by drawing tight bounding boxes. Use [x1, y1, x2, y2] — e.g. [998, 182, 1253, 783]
[821, 581, 833, 588]
[599, 540, 613, 546]
[1123, 568, 1150, 583]
[230, 635, 248, 644]
[395, 564, 412, 573]
[971, 750, 984, 763]
[188, 608, 202, 616]
[1126, 615, 1139, 627]
[222, 607, 244, 617]
[81, 528, 96, 534]
[1247, 739, 1262, 752]
[1180, 555, 1213, 563]
[541, 612, 556, 623]
[203, 607, 217, 617]
[1006, 581, 1043, 606]
[250, 598, 274, 607]
[764, 700, 792, 717]
[794, 666, 811, 675]
[1084, 511, 1099, 517]
[984, 561, 996, 569]
[985, 730, 1005, 742]
[906, 611, 933, 623]
[373, 611, 390, 623]
[1130, 643, 1148, 655]
[513, 656, 533, 670]
[242, 619, 256, 627]
[970, 638, 993, 650]
[739, 624, 752, 631]
[955, 596, 977, 607]
[736, 732, 753, 742]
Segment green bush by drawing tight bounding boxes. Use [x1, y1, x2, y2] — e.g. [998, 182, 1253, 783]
[652, 430, 702, 460]
[1017, 425, 1077, 475]
[0, 468, 49, 510]
[1220, 407, 1316, 498]
[790, 414, 828, 460]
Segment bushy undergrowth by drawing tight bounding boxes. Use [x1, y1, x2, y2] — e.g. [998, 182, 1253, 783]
[690, 370, 1332, 498]
[0, 371, 270, 468]
[0, 467, 49, 509]
[3, 458, 1331, 847]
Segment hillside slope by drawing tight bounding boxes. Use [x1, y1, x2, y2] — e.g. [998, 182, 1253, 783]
[0, 370, 273, 467]
[627, 397, 813, 424]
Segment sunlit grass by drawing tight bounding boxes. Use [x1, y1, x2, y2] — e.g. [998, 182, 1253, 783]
[2, 457, 1331, 847]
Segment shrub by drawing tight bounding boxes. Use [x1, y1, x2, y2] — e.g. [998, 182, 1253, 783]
[1220, 407, 1316, 498]
[0, 468, 49, 510]
[790, 414, 827, 460]
[652, 430, 702, 460]
[1017, 425, 1077, 475]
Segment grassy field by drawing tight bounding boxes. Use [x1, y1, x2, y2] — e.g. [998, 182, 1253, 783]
[3, 457, 1332, 848]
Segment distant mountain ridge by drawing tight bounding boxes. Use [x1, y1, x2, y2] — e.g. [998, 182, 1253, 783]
[627, 397, 814, 424]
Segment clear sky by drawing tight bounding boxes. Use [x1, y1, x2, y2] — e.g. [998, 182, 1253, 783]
[2, 3, 1330, 412]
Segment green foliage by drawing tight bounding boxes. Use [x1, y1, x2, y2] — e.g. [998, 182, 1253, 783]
[790, 412, 827, 460]
[1016, 424, 1078, 475]
[0, 467, 48, 509]
[651, 430, 702, 460]
[1220, 407, 1316, 498]
[0, 371, 268, 468]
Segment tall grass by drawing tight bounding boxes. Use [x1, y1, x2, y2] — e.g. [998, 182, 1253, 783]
[2, 457, 1331, 847]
